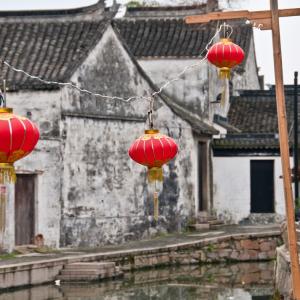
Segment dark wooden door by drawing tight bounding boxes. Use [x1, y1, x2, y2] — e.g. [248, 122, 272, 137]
[251, 160, 274, 213]
[15, 174, 35, 245]
[198, 142, 208, 211]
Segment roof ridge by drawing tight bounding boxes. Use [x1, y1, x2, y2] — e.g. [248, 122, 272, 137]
[127, 4, 207, 12]
[0, 1, 106, 18]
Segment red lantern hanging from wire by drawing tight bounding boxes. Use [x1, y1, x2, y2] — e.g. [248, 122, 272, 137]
[128, 99, 178, 221]
[207, 38, 245, 79]
[0, 107, 40, 184]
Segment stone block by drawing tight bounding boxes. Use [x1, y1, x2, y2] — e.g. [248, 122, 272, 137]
[218, 242, 230, 249]
[267, 250, 276, 259]
[258, 252, 268, 260]
[241, 272, 259, 284]
[261, 270, 273, 280]
[218, 249, 232, 258]
[260, 242, 272, 252]
[238, 252, 250, 260]
[230, 251, 239, 260]
[247, 250, 258, 260]
[240, 239, 260, 250]
[234, 241, 242, 250]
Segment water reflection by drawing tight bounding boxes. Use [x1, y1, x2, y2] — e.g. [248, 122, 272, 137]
[0, 262, 274, 300]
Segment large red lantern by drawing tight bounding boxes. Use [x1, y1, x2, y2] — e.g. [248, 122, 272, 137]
[129, 129, 178, 220]
[207, 38, 245, 79]
[0, 107, 40, 184]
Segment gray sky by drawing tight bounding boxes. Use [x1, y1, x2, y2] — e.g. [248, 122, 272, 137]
[0, 0, 298, 85]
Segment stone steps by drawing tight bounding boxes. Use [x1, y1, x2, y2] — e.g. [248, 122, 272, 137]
[56, 262, 123, 282]
[189, 214, 225, 231]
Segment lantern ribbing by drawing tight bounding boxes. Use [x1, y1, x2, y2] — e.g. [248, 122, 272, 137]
[128, 129, 178, 221]
[0, 107, 40, 184]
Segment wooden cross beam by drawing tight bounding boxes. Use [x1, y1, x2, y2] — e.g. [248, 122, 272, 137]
[186, 2, 300, 299]
[186, 7, 300, 30]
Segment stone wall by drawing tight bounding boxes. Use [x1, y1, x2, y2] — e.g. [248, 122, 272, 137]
[0, 231, 281, 290]
[129, 235, 280, 269]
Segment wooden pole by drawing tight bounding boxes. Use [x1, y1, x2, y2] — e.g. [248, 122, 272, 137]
[270, 0, 300, 298]
[294, 71, 299, 201]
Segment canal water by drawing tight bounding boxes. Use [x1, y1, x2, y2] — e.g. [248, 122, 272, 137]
[0, 262, 275, 299]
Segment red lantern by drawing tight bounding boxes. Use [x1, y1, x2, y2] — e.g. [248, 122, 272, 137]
[207, 38, 245, 79]
[129, 129, 178, 220]
[0, 107, 40, 184]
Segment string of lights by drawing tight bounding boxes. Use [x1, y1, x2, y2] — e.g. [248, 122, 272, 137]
[0, 23, 234, 104]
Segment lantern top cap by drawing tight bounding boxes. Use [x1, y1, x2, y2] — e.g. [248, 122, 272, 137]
[0, 108, 13, 113]
[220, 38, 232, 44]
[145, 129, 159, 134]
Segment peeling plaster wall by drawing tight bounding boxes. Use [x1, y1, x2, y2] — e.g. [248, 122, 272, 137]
[60, 26, 197, 247]
[231, 37, 261, 93]
[138, 59, 211, 119]
[213, 156, 287, 224]
[6, 91, 62, 248]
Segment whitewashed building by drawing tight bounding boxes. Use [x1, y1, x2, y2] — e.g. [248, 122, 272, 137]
[0, 1, 263, 250]
[212, 87, 295, 224]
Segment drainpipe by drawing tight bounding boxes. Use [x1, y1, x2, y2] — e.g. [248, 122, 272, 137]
[294, 71, 299, 202]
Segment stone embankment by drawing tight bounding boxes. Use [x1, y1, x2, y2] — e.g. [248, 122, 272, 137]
[0, 225, 281, 289]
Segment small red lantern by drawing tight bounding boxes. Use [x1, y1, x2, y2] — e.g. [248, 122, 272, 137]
[0, 107, 40, 184]
[129, 129, 178, 220]
[207, 38, 245, 79]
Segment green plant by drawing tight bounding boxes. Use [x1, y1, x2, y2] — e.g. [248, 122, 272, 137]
[295, 198, 300, 210]
[127, 1, 142, 7]
[272, 289, 283, 300]
[0, 251, 18, 260]
[127, 0, 160, 7]
[34, 246, 60, 254]
[206, 244, 215, 253]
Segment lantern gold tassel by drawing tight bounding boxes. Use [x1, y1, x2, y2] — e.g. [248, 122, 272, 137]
[153, 191, 159, 221]
[220, 79, 227, 108]
[148, 167, 163, 182]
[219, 67, 231, 79]
[0, 186, 6, 242]
[0, 163, 16, 184]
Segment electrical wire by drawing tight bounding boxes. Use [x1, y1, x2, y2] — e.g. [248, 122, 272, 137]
[0, 23, 233, 104]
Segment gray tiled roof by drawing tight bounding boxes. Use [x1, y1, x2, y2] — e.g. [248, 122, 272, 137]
[228, 90, 294, 134]
[213, 136, 281, 150]
[113, 19, 252, 62]
[213, 88, 298, 150]
[0, 2, 112, 91]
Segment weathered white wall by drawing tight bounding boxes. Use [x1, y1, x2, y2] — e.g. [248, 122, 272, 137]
[139, 59, 211, 119]
[213, 156, 288, 223]
[232, 36, 261, 93]
[60, 26, 197, 247]
[139, 36, 260, 122]
[5, 91, 62, 248]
